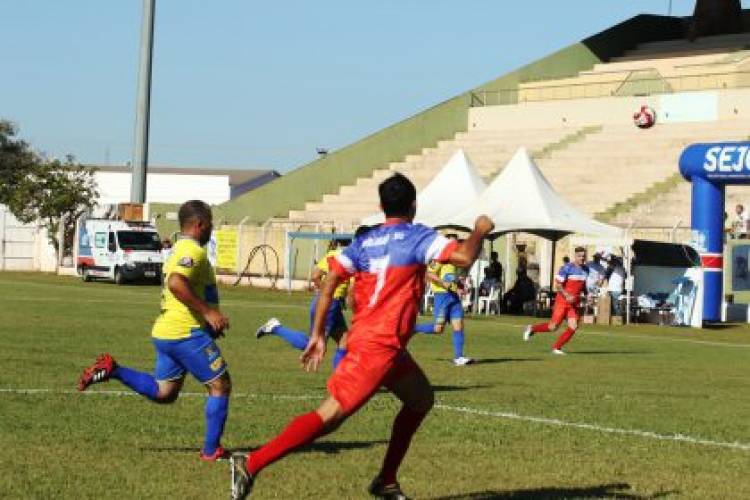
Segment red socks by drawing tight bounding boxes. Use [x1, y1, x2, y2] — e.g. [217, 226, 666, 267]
[553, 327, 576, 350]
[380, 406, 428, 485]
[531, 323, 551, 333]
[247, 411, 325, 476]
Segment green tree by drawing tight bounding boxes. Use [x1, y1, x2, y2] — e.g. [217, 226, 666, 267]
[0, 120, 98, 255]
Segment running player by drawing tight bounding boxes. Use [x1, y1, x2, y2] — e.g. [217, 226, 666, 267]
[77, 200, 233, 461]
[413, 236, 473, 366]
[255, 226, 372, 369]
[229, 173, 493, 499]
[523, 246, 589, 354]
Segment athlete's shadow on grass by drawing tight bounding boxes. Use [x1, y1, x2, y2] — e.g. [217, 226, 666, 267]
[145, 440, 387, 456]
[471, 357, 543, 365]
[432, 384, 494, 392]
[435, 358, 542, 365]
[570, 350, 651, 356]
[429, 482, 677, 499]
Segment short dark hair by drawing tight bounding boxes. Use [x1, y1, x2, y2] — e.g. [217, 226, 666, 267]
[574, 246, 586, 254]
[178, 200, 212, 229]
[379, 173, 416, 218]
[445, 233, 459, 240]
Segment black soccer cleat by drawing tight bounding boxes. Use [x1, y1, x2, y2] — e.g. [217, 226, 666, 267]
[230, 454, 254, 499]
[368, 475, 410, 500]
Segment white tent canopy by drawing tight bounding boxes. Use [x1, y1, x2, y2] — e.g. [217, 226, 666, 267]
[448, 147, 624, 240]
[362, 149, 487, 226]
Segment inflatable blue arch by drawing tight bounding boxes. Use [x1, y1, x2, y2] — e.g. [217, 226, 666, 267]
[679, 142, 750, 322]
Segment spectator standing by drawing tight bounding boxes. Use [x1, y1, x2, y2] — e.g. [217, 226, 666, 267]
[607, 256, 627, 316]
[733, 204, 749, 239]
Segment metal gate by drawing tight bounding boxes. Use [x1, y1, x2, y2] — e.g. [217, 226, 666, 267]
[0, 205, 36, 270]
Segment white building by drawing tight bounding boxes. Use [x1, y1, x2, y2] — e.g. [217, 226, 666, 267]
[0, 166, 280, 272]
[93, 166, 280, 205]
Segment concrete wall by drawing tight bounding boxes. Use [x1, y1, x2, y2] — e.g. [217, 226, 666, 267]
[468, 88, 750, 130]
[0, 205, 57, 272]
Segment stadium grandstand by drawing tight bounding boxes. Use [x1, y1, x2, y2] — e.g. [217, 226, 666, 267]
[169, 5, 750, 284]
[215, 10, 750, 236]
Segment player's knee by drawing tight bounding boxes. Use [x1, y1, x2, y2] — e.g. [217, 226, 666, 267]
[409, 389, 434, 414]
[434, 323, 446, 334]
[155, 389, 180, 404]
[548, 321, 560, 331]
[316, 398, 347, 432]
[208, 372, 232, 396]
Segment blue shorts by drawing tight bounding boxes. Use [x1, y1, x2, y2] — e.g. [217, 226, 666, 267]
[433, 292, 463, 323]
[309, 295, 347, 336]
[152, 329, 227, 383]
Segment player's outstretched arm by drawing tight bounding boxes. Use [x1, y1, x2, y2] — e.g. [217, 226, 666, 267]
[168, 273, 229, 335]
[448, 215, 495, 268]
[301, 269, 343, 372]
[425, 269, 444, 288]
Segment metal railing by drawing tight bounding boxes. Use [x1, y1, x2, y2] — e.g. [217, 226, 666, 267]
[470, 69, 750, 107]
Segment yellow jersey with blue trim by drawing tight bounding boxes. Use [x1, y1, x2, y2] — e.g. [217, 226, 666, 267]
[151, 238, 219, 340]
[429, 262, 458, 294]
[317, 249, 349, 299]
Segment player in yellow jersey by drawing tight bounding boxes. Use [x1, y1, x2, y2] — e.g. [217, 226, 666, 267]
[255, 227, 372, 369]
[77, 200, 233, 461]
[413, 234, 474, 366]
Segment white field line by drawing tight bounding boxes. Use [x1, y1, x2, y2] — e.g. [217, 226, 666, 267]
[2, 386, 749, 452]
[0, 387, 320, 401]
[492, 321, 750, 349]
[3, 296, 307, 310]
[585, 330, 750, 349]
[435, 403, 750, 452]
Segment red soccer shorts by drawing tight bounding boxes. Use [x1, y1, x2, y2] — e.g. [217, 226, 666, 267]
[551, 297, 580, 325]
[327, 345, 418, 414]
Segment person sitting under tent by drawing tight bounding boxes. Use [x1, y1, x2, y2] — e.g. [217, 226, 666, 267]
[502, 268, 536, 315]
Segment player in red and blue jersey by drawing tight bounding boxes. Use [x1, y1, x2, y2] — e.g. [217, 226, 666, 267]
[229, 173, 494, 499]
[523, 246, 589, 354]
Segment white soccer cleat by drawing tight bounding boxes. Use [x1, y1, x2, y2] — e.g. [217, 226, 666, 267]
[255, 317, 280, 339]
[551, 348, 566, 356]
[453, 356, 474, 366]
[523, 325, 534, 342]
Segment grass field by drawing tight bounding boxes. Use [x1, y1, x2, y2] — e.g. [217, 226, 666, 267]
[2, 272, 750, 499]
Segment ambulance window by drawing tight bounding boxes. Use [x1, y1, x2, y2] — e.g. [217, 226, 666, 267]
[108, 232, 117, 252]
[94, 233, 107, 248]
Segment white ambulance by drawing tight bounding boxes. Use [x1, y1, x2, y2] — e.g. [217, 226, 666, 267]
[77, 219, 163, 284]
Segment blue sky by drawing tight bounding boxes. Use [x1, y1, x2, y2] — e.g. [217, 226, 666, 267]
[1, 0, 743, 172]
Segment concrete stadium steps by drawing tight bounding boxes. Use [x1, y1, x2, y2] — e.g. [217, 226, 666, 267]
[288, 127, 577, 225]
[535, 120, 750, 215]
[289, 118, 750, 226]
[518, 34, 750, 102]
[612, 182, 750, 228]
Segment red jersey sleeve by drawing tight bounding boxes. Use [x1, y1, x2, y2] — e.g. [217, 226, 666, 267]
[433, 239, 459, 264]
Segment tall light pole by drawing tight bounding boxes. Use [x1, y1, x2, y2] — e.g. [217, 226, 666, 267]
[131, 0, 155, 204]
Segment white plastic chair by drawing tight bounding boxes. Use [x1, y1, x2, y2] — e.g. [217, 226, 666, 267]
[478, 287, 500, 315]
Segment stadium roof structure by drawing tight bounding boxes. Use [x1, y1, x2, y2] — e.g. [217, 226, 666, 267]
[447, 147, 623, 241]
[92, 165, 281, 199]
[361, 149, 487, 227]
